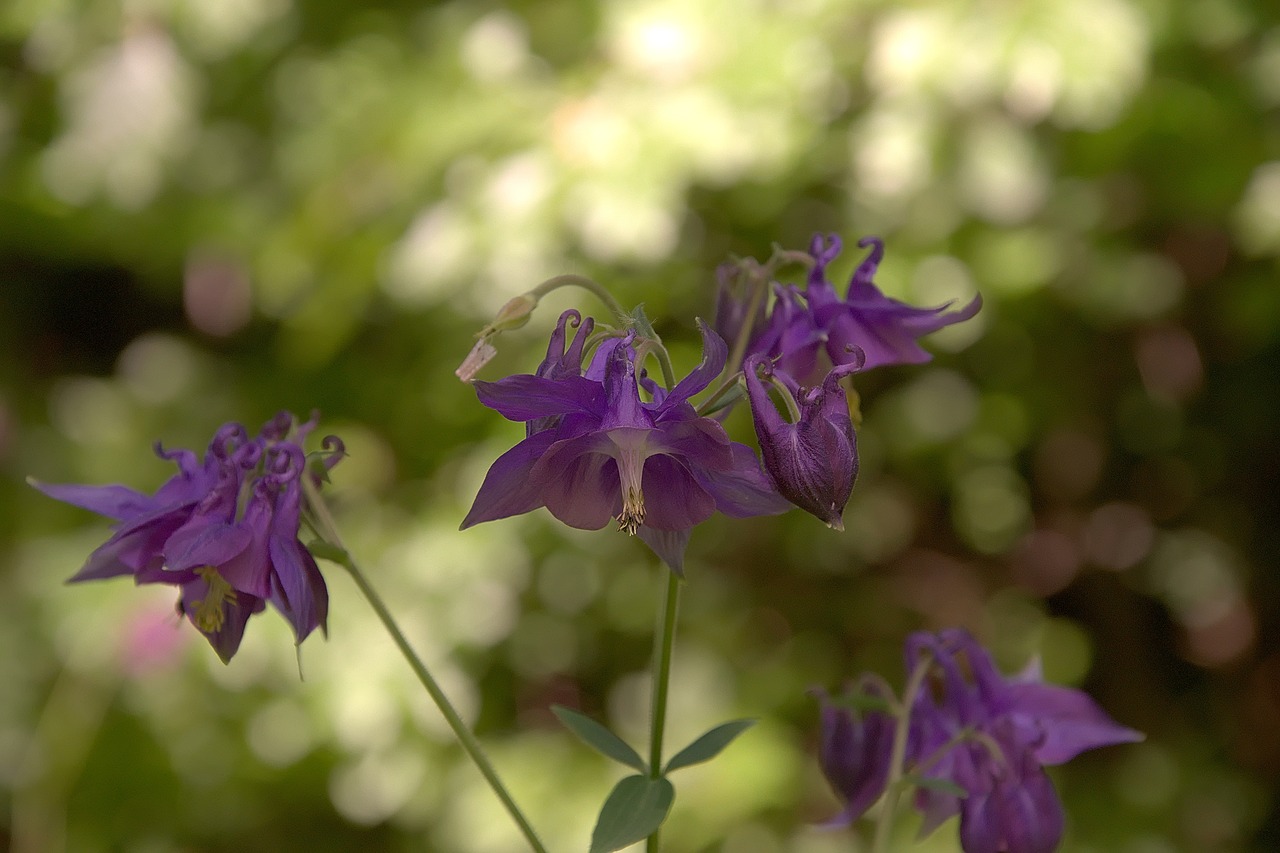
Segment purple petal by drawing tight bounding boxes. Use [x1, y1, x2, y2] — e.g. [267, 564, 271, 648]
[959, 762, 1064, 853]
[29, 480, 154, 521]
[635, 526, 691, 575]
[269, 535, 329, 641]
[461, 430, 560, 528]
[692, 443, 790, 518]
[660, 321, 728, 409]
[178, 577, 265, 664]
[650, 418, 735, 472]
[845, 236, 885, 300]
[216, 493, 274, 599]
[68, 519, 178, 582]
[532, 432, 620, 529]
[474, 374, 604, 422]
[599, 337, 649, 429]
[636, 454, 716, 531]
[805, 233, 843, 308]
[1005, 682, 1145, 765]
[824, 309, 933, 370]
[164, 520, 253, 574]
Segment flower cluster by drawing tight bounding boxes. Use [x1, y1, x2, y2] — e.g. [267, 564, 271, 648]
[461, 233, 982, 564]
[816, 630, 1143, 853]
[32, 412, 344, 662]
[461, 310, 789, 573]
[719, 233, 980, 529]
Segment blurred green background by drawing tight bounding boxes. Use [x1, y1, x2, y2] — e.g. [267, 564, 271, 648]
[3, 0, 1279, 850]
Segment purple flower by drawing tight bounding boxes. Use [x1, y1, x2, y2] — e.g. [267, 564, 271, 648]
[461, 313, 789, 573]
[734, 234, 981, 381]
[812, 234, 982, 372]
[743, 353, 862, 529]
[904, 630, 1142, 853]
[813, 679, 896, 826]
[816, 630, 1142, 853]
[31, 413, 344, 662]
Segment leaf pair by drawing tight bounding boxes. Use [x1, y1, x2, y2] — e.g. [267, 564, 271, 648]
[551, 707, 755, 853]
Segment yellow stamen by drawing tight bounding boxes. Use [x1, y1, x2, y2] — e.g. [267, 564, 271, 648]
[616, 486, 646, 535]
[189, 566, 236, 633]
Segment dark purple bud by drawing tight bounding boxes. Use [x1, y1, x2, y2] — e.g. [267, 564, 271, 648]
[814, 680, 896, 826]
[743, 353, 862, 529]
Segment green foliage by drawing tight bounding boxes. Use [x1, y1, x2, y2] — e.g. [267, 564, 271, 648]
[663, 719, 755, 774]
[588, 775, 675, 853]
[552, 705, 648, 773]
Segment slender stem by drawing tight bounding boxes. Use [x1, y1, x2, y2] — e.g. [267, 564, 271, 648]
[302, 480, 547, 853]
[529, 273, 631, 325]
[765, 370, 803, 423]
[694, 376, 744, 417]
[646, 569, 682, 853]
[725, 263, 770, 377]
[341, 554, 549, 853]
[871, 652, 933, 853]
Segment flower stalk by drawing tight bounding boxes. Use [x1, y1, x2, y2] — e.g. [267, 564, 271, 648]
[870, 650, 933, 853]
[305, 482, 548, 853]
[646, 569, 682, 852]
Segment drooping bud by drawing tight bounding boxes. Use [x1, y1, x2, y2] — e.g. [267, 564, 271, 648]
[489, 292, 539, 333]
[813, 679, 896, 826]
[743, 353, 862, 529]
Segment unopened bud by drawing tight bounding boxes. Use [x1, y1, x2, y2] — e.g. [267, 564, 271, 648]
[486, 293, 538, 334]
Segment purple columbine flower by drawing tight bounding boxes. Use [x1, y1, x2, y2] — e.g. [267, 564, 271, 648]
[817, 629, 1142, 853]
[31, 413, 344, 663]
[808, 234, 982, 374]
[732, 234, 981, 382]
[742, 353, 862, 529]
[461, 312, 789, 573]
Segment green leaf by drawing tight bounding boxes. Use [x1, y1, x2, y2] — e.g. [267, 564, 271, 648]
[904, 774, 968, 798]
[589, 774, 675, 853]
[663, 719, 755, 773]
[551, 706, 647, 773]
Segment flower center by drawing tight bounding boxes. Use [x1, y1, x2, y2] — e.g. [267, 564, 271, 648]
[190, 567, 236, 633]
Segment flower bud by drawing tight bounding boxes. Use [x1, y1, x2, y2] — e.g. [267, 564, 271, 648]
[743, 354, 862, 529]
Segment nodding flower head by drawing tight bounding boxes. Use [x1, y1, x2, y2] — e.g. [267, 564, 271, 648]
[817, 629, 1143, 853]
[734, 234, 982, 382]
[31, 412, 344, 663]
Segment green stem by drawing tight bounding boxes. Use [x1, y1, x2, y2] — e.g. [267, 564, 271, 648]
[341, 555, 549, 853]
[302, 480, 547, 853]
[870, 651, 933, 853]
[646, 569, 682, 852]
[529, 273, 630, 325]
[725, 263, 770, 377]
